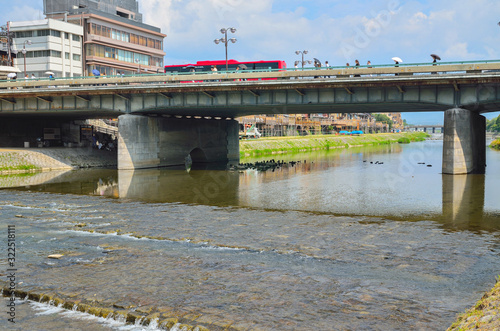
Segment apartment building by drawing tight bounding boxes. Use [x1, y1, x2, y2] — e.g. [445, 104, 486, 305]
[9, 19, 83, 78]
[44, 0, 166, 76]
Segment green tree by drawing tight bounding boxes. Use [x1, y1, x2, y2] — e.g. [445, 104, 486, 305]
[374, 113, 393, 130]
[487, 115, 500, 132]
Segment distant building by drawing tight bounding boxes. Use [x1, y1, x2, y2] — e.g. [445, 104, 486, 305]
[43, 0, 166, 76]
[9, 19, 83, 78]
[380, 113, 404, 130]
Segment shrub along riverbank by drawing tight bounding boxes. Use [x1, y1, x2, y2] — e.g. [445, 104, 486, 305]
[239, 132, 430, 157]
[491, 139, 500, 150]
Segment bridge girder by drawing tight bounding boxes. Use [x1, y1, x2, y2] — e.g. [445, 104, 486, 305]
[0, 74, 500, 119]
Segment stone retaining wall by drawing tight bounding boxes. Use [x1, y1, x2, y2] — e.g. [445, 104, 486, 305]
[0, 148, 117, 174]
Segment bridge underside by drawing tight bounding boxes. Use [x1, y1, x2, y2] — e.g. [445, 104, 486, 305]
[1, 82, 500, 119]
[0, 77, 497, 174]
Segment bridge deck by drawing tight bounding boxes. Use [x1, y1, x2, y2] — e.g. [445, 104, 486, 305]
[0, 61, 499, 118]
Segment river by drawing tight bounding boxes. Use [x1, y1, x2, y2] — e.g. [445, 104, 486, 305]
[1, 140, 499, 330]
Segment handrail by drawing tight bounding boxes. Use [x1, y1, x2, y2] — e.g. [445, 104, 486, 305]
[1, 60, 500, 90]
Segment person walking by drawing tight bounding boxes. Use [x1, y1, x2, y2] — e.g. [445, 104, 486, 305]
[324, 61, 330, 78]
[354, 60, 360, 77]
[211, 65, 218, 81]
[367, 61, 373, 76]
[346, 63, 351, 77]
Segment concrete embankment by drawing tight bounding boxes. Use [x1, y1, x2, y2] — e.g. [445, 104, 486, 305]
[240, 132, 429, 157]
[448, 278, 500, 330]
[0, 147, 117, 174]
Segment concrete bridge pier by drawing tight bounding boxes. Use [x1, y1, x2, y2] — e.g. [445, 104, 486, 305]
[442, 108, 486, 175]
[117, 114, 239, 170]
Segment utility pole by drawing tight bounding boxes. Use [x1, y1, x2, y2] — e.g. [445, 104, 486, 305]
[7, 21, 11, 66]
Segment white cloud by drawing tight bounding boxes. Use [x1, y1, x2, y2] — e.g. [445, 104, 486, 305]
[138, 0, 500, 66]
[409, 11, 427, 24]
[0, 4, 43, 24]
[443, 42, 481, 60]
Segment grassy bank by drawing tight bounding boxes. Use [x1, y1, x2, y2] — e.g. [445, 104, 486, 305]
[239, 132, 430, 157]
[0, 152, 40, 172]
[448, 277, 500, 330]
[490, 139, 500, 150]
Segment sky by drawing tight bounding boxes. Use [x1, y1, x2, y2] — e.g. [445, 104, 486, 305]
[1, 0, 500, 124]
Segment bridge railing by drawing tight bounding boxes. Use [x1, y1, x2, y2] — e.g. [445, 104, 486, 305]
[1, 60, 500, 90]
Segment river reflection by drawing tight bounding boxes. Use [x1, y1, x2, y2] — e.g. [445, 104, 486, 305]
[7, 141, 500, 232]
[442, 174, 485, 229]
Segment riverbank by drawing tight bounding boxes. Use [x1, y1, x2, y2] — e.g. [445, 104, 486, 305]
[0, 133, 428, 172]
[0, 147, 117, 174]
[448, 277, 500, 330]
[240, 132, 430, 157]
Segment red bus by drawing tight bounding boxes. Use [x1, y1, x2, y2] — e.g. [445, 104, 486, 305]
[164, 59, 286, 74]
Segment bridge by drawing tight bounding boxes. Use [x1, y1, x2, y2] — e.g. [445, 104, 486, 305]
[1, 60, 499, 174]
[407, 125, 444, 133]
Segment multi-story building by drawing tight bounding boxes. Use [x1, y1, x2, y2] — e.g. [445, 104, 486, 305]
[9, 19, 83, 78]
[44, 0, 166, 76]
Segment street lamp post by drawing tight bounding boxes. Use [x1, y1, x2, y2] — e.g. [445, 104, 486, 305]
[214, 27, 237, 71]
[135, 58, 141, 74]
[21, 40, 32, 77]
[295, 50, 312, 70]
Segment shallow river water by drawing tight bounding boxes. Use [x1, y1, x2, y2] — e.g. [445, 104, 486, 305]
[1, 140, 500, 330]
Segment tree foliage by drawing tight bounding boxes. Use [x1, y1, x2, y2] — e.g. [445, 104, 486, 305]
[374, 113, 393, 129]
[487, 115, 500, 132]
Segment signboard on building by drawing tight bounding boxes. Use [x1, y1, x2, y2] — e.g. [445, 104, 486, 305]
[43, 127, 61, 140]
[80, 125, 93, 141]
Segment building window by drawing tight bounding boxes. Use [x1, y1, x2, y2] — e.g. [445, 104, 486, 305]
[89, 44, 153, 66]
[90, 23, 162, 50]
[26, 50, 51, 58]
[65, 52, 70, 59]
[65, 32, 69, 39]
[15, 31, 33, 38]
[73, 54, 81, 61]
[36, 29, 50, 37]
[104, 46, 114, 59]
[51, 30, 61, 37]
[50, 50, 61, 58]
[72, 34, 80, 42]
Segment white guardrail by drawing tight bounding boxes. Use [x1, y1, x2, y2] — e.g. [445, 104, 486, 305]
[1, 60, 500, 90]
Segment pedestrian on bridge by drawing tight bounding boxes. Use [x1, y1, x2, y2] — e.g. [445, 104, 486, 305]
[354, 60, 360, 77]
